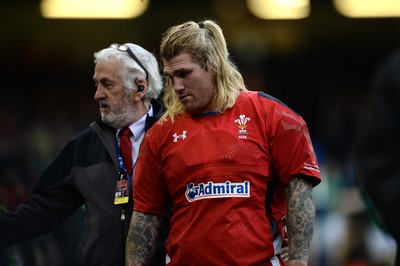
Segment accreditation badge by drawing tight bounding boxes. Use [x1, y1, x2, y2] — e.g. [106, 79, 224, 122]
[114, 179, 129, 205]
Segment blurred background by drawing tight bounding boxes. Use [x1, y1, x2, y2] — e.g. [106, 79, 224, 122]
[0, 0, 399, 265]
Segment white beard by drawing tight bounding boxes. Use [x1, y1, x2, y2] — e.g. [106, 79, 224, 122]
[100, 96, 136, 129]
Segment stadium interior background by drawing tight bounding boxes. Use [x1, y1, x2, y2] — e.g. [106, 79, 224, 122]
[1, 0, 399, 265]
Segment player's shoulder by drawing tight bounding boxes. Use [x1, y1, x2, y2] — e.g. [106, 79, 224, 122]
[239, 90, 295, 111]
[253, 91, 299, 116]
[240, 90, 286, 105]
[152, 114, 190, 132]
[257, 91, 288, 108]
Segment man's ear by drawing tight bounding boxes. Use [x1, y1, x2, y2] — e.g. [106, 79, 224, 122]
[135, 78, 146, 93]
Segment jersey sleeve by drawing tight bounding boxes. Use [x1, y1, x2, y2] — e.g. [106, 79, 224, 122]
[133, 126, 169, 216]
[267, 100, 321, 187]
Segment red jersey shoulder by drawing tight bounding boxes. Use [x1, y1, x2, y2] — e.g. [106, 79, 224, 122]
[232, 91, 299, 136]
[146, 115, 193, 146]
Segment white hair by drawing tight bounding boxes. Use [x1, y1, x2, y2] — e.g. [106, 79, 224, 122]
[94, 43, 163, 99]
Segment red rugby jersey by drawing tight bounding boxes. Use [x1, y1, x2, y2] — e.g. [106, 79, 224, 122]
[133, 91, 321, 266]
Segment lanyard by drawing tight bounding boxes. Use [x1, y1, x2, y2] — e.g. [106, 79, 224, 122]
[115, 140, 134, 193]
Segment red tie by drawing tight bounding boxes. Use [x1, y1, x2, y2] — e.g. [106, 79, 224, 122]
[119, 127, 133, 175]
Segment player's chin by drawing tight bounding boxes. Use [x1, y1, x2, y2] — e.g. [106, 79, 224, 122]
[182, 101, 197, 113]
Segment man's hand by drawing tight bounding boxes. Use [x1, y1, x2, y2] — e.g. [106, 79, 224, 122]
[278, 237, 289, 261]
[278, 214, 288, 261]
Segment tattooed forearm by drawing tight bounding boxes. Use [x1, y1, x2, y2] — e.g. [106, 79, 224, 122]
[125, 211, 163, 266]
[284, 176, 315, 263]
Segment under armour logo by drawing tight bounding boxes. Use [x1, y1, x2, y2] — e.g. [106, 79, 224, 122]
[173, 131, 187, 142]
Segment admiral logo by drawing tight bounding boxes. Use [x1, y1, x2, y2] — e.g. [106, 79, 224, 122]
[185, 181, 250, 202]
[235, 114, 251, 139]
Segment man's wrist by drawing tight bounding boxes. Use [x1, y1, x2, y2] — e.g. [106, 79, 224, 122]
[287, 259, 307, 266]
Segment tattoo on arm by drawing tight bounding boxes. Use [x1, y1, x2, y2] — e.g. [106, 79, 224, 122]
[125, 211, 163, 266]
[284, 176, 315, 262]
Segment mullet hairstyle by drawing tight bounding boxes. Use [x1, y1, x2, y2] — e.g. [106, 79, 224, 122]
[159, 19, 247, 122]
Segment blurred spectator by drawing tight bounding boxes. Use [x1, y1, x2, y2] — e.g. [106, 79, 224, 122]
[0, 45, 91, 266]
[354, 48, 400, 265]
